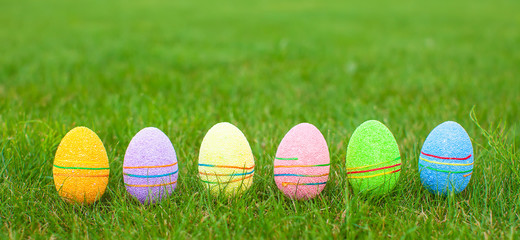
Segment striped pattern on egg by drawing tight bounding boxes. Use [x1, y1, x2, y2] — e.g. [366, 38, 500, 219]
[274, 123, 330, 200]
[346, 156, 401, 180]
[346, 120, 401, 195]
[198, 122, 255, 196]
[123, 127, 178, 204]
[53, 126, 110, 204]
[419, 121, 474, 195]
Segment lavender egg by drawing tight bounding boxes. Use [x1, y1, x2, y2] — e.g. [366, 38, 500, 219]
[123, 127, 178, 204]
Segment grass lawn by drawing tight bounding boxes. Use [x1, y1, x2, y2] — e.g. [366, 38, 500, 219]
[1, 0, 519, 238]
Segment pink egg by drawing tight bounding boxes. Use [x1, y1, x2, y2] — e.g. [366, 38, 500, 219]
[274, 123, 330, 200]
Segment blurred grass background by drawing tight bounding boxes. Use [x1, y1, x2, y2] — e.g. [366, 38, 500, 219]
[0, 0, 519, 238]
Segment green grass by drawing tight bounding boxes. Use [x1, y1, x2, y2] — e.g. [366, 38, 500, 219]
[1, 0, 520, 238]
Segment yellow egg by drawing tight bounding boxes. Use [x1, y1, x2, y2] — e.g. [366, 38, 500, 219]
[198, 122, 255, 196]
[53, 127, 110, 204]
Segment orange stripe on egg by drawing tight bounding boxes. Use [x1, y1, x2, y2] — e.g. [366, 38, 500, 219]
[124, 162, 178, 169]
[53, 173, 109, 178]
[125, 180, 178, 187]
[198, 163, 255, 170]
[200, 173, 254, 184]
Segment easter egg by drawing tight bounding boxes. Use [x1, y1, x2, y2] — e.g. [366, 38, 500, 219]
[346, 120, 401, 195]
[419, 121, 474, 195]
[198, 122, 255, 196]
[123, 127, 178, 204]
[274, 123, 330, 200]
[53, 127, 110, 204]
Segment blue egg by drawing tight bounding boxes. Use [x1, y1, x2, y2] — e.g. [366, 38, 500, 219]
[419, 121, 474, 195]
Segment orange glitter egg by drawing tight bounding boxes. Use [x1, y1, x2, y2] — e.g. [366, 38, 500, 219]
[53, 127, 110, 204]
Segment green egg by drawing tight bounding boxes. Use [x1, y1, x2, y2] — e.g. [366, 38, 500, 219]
[346, 120, 402, 195]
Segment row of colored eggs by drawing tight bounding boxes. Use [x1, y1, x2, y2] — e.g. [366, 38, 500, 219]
[53, 120, 474, 204]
